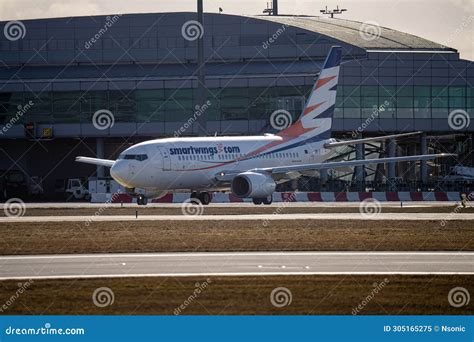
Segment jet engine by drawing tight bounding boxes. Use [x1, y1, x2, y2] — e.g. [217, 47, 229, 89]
[231, 172, 276, 198]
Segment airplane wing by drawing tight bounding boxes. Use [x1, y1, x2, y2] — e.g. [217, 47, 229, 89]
[324, 131, 422, 148]
[213, 153, 454, 183]
[76, 156, 115, 168]
[249, 153, 455, 176]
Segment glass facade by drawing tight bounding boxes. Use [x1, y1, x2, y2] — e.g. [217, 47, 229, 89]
[335, 85, 473, 120]
[0, 85, 472, 125]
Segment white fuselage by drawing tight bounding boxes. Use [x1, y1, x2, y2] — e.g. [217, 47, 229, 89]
[110, 135, 336, 194]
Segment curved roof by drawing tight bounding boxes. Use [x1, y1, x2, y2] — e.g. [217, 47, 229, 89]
[0, 12, 456, 70]
[252, 15, 452, 51]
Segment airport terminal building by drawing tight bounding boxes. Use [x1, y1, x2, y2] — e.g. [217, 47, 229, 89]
[0, 12, 473, 197]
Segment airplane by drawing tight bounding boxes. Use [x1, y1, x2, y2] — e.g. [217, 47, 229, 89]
[76, 46, 453, 206]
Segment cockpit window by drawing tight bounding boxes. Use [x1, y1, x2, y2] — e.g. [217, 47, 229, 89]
[122, 154, 148, 161]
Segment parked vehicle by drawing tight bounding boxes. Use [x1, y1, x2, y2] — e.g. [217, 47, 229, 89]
[55, 178, 90, 201]
[0, 170, 28, 200]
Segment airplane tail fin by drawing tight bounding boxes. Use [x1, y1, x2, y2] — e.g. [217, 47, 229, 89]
[277, 46, 342, 140]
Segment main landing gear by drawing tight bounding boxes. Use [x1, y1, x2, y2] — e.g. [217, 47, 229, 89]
[190, 191, 212, 205]
[252, 196, 273, 205]
[137, 195, 148, 206]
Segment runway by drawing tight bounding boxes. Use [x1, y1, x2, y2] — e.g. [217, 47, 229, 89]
[0, 202, 461, 209]
[0, 252, 473, 280]
[1, 212, 474, 222]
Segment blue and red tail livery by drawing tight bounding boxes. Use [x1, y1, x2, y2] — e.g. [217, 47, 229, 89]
[278, 46, 342, 142]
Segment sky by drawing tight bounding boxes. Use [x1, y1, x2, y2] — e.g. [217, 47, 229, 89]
[0, 0, 472, 60]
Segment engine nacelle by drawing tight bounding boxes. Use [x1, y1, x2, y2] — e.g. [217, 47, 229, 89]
[231, 172, 276, 198]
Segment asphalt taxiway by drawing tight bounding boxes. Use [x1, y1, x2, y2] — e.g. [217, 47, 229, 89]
[0, 201, 464, 209]
[0, 252, 472, 280]
[1, 212, 474, 222]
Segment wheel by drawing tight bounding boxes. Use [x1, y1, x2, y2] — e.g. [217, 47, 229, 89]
[137, 195, 148, 206]
[198, 192, 211, 205]
[262, 196, 273, 205]
[189, 198, 201, 205]
[252, 198, 263, 205]
[190, 191, 198, 199]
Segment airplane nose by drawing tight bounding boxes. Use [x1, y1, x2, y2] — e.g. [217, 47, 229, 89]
[110, 161, 130, 186]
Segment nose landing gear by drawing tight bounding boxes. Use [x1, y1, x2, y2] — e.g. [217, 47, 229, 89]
[252, 196, 273, 205]
[190, 191, 211, 205]
[137, 195, 148, 206]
